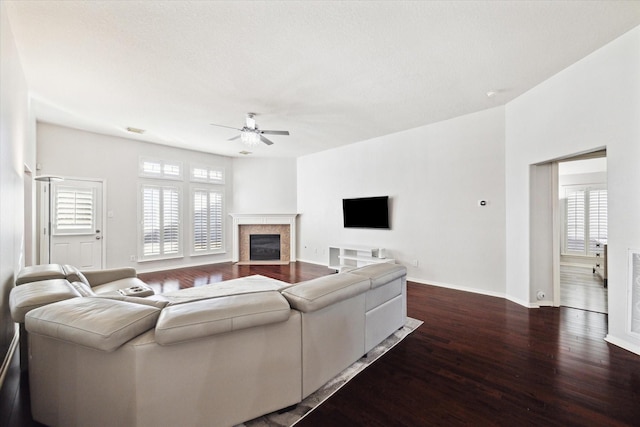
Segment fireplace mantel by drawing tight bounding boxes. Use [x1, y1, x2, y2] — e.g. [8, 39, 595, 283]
[229, 213, 299, 263]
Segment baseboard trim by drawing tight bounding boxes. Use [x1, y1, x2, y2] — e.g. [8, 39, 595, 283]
[0, 328, 19, 392]
[605, 334, 640, 357]
[295, 258, 330, 268]
[407, 276, 542, 309]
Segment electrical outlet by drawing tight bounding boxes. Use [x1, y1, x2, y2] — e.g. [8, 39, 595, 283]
[411, 259, 419, 267]
[130, 255, 136, 261]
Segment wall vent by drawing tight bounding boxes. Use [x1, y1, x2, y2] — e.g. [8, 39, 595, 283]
[630, 250, 640, 336]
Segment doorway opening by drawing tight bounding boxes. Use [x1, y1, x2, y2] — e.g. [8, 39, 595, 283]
[557, 154, 608, 313]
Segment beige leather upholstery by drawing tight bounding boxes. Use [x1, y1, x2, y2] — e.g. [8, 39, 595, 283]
[15, 264, 66, 285]
[27, 299, 302, 427]
[155, 291, 291, 345]
[77, 266, 137, 285]
[91, 277, 148, 294]
[26, 298, 161, 352]
[350, 263, 407, 288]
[351, 263, 407, 353]
[9, 279, 81, 322]
[131, 311, 302, 427]
[22, 263, 408, 426]
[281, 273, 370, 312]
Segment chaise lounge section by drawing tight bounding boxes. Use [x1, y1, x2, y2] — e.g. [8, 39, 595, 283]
[11, 262, 407, 427]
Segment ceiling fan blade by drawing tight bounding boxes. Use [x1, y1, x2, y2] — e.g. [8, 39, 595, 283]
[228, 135, 241, 141]
[260, 130, 290, 136]
[210, 123, 242, 131]
[260, 135, 275, 145]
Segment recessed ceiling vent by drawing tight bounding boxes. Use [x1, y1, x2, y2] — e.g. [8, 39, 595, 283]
[126, 127, 146, 134]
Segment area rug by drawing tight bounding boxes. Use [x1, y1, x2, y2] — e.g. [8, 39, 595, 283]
[238, 317, 423, 427]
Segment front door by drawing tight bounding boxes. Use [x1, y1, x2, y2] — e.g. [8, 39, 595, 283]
[48, 179, 104, 270]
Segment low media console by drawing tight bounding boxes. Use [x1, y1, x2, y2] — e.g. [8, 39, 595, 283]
[328, 244, 395, 272]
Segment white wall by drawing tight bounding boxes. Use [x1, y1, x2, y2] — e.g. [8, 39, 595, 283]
[36, 123, 234, 272]
[298, 106, 506, 297]
[0, 2, 36, 362]
[505, 26, 640, 353]
[232, 157, 297, 213]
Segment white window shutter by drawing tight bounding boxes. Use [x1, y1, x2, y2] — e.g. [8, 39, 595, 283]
[588, 189, 607, 255]
[562, 186, 607, 256]
[192, 189, 223, 253]
[141, 185, 181, 259]
[54, 187, 95, 234]
[566, 189, 585, 253]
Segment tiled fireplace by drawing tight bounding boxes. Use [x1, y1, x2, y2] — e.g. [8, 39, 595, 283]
[229, 213, 298, 264]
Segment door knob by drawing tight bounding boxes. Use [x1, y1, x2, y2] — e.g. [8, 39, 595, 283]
[96, 236, 102, 240]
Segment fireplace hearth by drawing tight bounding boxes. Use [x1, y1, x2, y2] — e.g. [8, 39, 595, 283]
[250, 234, 281, 261]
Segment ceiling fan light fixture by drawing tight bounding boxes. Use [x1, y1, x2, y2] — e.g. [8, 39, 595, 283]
[241, 130, 261, 146]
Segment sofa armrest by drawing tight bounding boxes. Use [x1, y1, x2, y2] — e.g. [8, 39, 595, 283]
[78, 267, 138, 286]
[281, 273, 370, 313]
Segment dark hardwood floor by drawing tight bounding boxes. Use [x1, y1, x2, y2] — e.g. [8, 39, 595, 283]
[3, 262, 640, 426]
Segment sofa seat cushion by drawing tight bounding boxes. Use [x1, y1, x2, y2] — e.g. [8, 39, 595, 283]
[91, 277, 148, 294]
[15, 264, 66, 285]
[349, 263, 407, 289]
[155, 291, 291, 345]
[26, 297, 161, 352]
[281, 273, 370, 313]
[159, 275, 288, 304]
[9, 279, 81, 322]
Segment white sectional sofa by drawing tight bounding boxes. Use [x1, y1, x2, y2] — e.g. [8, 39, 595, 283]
[10, 263, 407, 427]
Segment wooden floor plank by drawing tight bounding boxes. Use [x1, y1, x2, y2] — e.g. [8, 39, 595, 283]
[561, 264, 607, 314]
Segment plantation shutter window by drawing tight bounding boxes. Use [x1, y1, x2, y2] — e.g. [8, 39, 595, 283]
[588, 189, 607, 255]
[141, 185, 181, 259]
[190, 165, 225, 184]
[192, 188, 224, 254]
[565, 189, 585, 253]
[562, 185, 607, 256]
[53, 186, 95, 235]
[139, 157, 183, 180]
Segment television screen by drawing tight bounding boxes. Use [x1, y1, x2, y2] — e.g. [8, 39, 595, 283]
[342, 196, 390, 229]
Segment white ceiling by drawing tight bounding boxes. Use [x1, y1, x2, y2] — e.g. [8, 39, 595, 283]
[5, 1, 640, 158]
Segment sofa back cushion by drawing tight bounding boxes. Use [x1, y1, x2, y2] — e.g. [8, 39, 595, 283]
[9, 279, 81, 322]
[15, 264, 66, 285]
[348, 263, 407, 289]
[281, 273, 370, 313]
[155, 291, 291, 345]
[26, 297, 161, 352]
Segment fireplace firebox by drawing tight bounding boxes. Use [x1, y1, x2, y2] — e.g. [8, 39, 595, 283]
[249, 234, 281, 261]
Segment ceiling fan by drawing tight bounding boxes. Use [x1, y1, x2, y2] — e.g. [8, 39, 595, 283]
[210, 113, 290, 146]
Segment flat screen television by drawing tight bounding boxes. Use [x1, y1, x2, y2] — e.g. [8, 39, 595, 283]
[342, 196, 390, 229]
